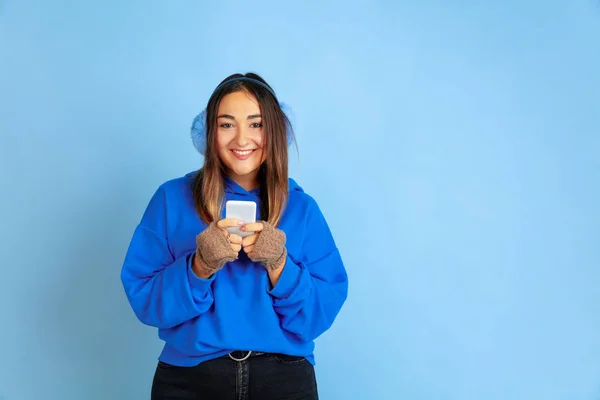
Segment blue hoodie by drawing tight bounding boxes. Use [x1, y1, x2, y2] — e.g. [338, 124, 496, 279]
[120, 171, 348, 366]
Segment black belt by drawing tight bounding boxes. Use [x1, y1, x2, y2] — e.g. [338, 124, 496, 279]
[227, 350, 266, 362]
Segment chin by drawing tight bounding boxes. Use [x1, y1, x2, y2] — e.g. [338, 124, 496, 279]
[232, 168, 257, 177]
[226, 162, 261, 177]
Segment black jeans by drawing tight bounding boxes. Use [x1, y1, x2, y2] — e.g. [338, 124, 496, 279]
[151, 352, 319, 400]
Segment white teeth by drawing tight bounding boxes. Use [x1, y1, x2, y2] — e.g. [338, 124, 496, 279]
[232, 150, 253, 156]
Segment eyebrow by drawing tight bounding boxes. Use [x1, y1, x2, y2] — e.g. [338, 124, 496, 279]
[217, 114, 262, 120]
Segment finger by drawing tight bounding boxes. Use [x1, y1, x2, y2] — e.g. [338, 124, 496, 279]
[216, 218, 245, 229]
[241, 222, 264, 233]
[231, 243, 242, 253]
[228, 234, 243, 245]
[241, 234, 258, 247]
[243, 244, 254, 254]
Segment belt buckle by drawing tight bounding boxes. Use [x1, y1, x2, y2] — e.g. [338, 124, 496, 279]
[228, 350, 252, 362]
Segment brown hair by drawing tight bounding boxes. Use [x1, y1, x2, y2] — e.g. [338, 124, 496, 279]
[191, 72, 295, 227]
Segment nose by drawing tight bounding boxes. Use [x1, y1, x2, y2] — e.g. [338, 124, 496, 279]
[234, 125, 250, 147]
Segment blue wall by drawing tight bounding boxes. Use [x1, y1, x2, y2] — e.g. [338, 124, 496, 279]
[1, 1, 599, 399]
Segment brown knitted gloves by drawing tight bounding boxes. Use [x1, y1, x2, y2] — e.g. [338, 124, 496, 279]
[246, 221, 287, 271]
[194, 222, 238, 276]
[193, 220, 287, 277]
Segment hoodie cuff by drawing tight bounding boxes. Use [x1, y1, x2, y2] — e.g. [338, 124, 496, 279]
[267, 254, 302, 299]
[187, 251, 216, 291]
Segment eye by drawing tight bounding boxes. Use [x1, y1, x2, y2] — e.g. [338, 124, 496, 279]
[250, 122, 263, 129]
[220, 123, 234, 129]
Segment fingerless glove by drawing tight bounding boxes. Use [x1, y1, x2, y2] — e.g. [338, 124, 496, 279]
[248, 221, 287, 270]
[194, 222, 238, 275]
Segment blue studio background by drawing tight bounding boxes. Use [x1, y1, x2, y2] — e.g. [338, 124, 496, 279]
[1, 1, 599, 399]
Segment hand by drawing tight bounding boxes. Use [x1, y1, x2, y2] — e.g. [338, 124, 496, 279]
[193, 219, 243, 278]
[241, 221, 287, 271]
[216, 218, 244, 254]
[240, 222, 264, 259]
[239, 222, 262, 256]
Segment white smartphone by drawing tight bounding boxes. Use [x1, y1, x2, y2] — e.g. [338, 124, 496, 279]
[225, 200, 257, 238]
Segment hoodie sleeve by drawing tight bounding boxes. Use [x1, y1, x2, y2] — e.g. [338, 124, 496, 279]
[120, 186, 215, 329]
[267, 197, 348, 342]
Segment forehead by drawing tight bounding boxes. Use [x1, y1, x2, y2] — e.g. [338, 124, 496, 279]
[217, 91, 260, 115]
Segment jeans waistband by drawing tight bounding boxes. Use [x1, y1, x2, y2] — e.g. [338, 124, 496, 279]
[227, 350, 266, 362]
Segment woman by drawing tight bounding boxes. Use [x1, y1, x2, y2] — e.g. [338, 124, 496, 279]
[121, 72, 348, 399]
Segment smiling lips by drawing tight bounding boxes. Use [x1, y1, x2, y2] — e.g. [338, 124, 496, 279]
[231, 149, 256, 160]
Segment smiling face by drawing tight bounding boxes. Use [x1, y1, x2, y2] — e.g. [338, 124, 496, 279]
[216, 90, 265, 190]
